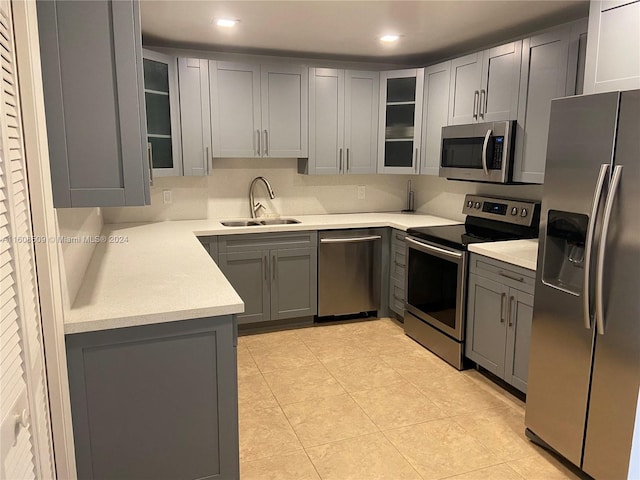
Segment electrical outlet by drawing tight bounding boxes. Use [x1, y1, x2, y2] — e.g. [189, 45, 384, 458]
[357, 185, 366, 200]
[162, 190, 172, 204]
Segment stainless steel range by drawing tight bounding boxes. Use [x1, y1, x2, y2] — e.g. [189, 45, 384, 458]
[404, 194, 540, 369]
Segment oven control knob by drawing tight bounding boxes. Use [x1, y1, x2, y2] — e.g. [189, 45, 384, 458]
[467, 200, 473, 208]
[511, 207, 518, 216]
[521, 208, 528, 217]
[474, 202, 481, 209]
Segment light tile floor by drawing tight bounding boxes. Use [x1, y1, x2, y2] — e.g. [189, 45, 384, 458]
[237, 318, 581, 480]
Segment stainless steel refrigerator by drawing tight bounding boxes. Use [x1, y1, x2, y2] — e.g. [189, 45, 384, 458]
[525, 89, 640, 479]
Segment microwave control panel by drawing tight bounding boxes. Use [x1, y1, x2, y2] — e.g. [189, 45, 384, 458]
[491, 137, 505, 168]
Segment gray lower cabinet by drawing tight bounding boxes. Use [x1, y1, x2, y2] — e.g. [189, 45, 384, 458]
[466, 254, 535, 393]
[217, 232, 318, 325]
[37, 0, 150, 208]
[66, 316, 239, 479]
[388, 229, 407, 317]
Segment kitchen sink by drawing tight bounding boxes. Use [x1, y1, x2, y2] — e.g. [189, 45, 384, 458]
[221, 218, 301, 227]
[257, 218, 301, 225]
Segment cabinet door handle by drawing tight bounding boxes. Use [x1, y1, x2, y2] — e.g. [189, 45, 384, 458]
[394, 260, 406, 268]
[395, 233, 405, 241]
[508, 295, 515, 327]
[147, 142, 154, 186]
[473, 90, 479, 119]
[263, 254, 268, 281]
[479, 89, 486, 118]
[272, 254, 277, 280]
[414, 149, 418, 173]
[500, 292, 506, 323]
[339, 148, 343, 172]
[256, 129, 261, 156]
[346, 148, 350, 172]
[205, 146, 211, 175]
[498, 270, 524, 282]
[264, 130, 269, 156]
[393, 294, 404, 302]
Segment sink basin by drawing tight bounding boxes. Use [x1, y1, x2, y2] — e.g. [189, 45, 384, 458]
[257, 218, 301, 225]
[221, 218, 301, 227]
[220, 220, 262, 227]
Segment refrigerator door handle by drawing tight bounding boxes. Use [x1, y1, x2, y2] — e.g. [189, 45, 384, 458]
[595, 165, 623, 335]
[583, 163, 610, 330]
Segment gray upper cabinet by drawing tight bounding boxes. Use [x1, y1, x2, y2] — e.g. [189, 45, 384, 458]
[466, 254, 535, 393]
[261, 65, 309, 158]
[178, 58, 212, 176]
[448, 52, 483, 125]
[37, 0, 150, 207]
[513, 22, 586, 184]
[210, 62, 261, 158]
[378, 69, 424, 174]
[143, 49, 182, 178]
[449, 42, 522, 126]
[307, 68, 343, 175]
[210, 62, 308, 158]
[481, 41, 522, 122]
[584, 0, 640, 94]
[420, 61, 451, 176]
[344, 71, 379, 174]
[305, 68, 378, 175]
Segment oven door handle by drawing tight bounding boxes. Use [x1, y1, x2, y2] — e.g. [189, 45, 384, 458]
[406, 237, 463, 261]
[481, 129, 492, 176]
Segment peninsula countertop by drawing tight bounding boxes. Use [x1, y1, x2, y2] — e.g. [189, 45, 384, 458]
[64, 212, 461, 334]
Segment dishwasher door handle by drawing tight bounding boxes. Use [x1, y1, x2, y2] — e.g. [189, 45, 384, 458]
[320, 235, 382, 244]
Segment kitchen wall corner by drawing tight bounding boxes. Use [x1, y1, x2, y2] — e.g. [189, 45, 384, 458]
[55, 207, 103, 308]
[411, 175, 544, 221]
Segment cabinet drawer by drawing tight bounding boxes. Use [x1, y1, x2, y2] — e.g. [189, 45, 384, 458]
[389, 275, 406, 315]
[392, 229, 407, 247]
[391, 243, 407, 280]
[469, 254, 535, 294]
[218, 231, 317, 253]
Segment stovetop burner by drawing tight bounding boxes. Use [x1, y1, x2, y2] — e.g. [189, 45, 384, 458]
[407, 194, 541, 250]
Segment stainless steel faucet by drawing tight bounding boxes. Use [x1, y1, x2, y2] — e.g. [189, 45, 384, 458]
[249, 176, 275, 218]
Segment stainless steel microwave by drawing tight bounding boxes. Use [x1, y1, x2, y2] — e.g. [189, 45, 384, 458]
[440, 120, 516, 183]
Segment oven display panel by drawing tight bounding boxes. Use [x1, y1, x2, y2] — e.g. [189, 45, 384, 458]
[482, 201, 507, 216]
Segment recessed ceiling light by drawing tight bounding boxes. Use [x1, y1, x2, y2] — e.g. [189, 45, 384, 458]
[379, 34, 400, 43]
[215, 18, 238, 28]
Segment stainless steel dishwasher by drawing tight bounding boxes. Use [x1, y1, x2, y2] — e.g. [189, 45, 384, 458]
[318, 230, 382, 317]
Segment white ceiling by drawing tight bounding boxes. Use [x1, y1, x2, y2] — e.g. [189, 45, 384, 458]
[141, 0, 589, 64]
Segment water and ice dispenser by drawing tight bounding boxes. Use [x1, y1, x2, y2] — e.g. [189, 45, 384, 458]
[542, 210, 589, 295]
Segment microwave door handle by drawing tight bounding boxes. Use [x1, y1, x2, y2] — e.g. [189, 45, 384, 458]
[481, 129, 492, 176]
[595, 165, 623, 335]
[583, 164, 609, 329]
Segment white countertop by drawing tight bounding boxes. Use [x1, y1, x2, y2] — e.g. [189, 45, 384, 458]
[65, 212, 460, 334]
[468, 239, 539, 271]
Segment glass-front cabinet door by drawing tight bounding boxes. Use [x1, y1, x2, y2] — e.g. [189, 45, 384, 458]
[142, 49, 182, 177]
[377, 69, 424, 174]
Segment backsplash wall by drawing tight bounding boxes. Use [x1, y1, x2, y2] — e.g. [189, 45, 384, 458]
[103, 158, 411, 223]
[102, 158, 544, 224]
[56, 207, 104, 308]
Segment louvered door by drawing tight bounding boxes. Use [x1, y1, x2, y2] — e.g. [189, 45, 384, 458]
[0, 1, 55, 478]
